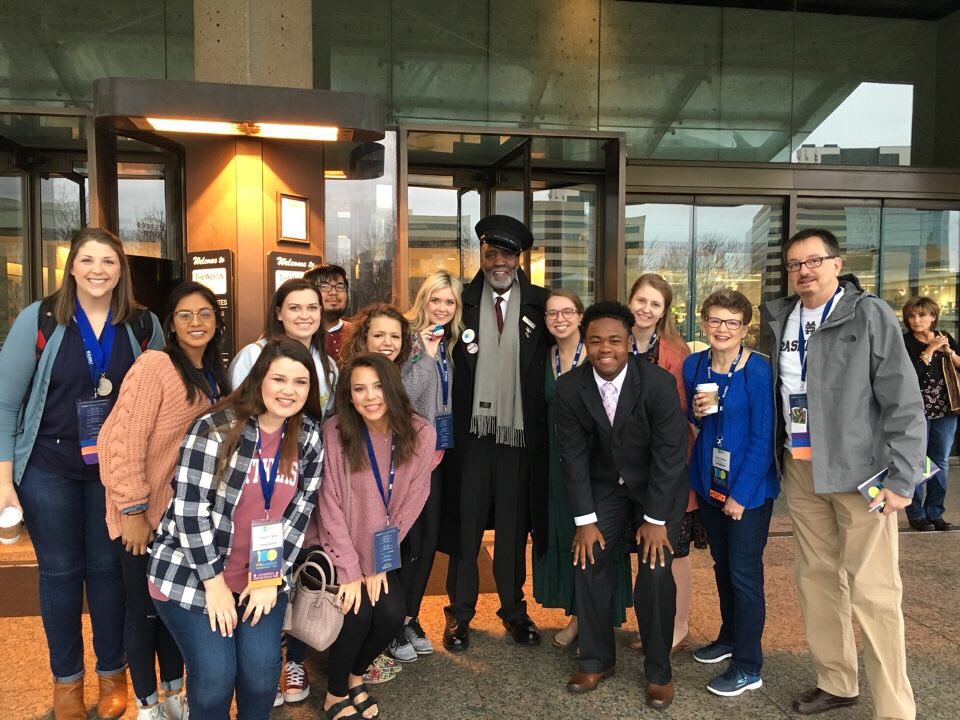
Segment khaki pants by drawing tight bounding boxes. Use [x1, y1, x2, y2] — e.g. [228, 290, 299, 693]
[782, 455, 915, 720]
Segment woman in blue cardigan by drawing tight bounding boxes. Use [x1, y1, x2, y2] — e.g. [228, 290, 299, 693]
[682, 288, 778, 699]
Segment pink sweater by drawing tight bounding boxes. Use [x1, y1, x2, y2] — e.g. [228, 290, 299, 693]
[312, 415, 436, 583]
[98, 351, 212, 539]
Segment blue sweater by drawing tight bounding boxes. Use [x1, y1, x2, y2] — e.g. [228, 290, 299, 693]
[0, 301, 163, 485]
[682, 350, 779, 509]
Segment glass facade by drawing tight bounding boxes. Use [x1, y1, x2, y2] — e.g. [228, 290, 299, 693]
[314, 0, 960, 167]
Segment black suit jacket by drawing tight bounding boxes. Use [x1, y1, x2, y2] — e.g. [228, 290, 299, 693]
[438, 268, 550, 557]
[555, 358, 688, 524]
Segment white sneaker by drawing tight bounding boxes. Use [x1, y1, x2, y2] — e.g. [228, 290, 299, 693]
[388, 628, 418, 662]
[274, 685, 284, 707]
[404, 618, 434, 655]
[137, 704, 167, 720]
[163, 691, 188, 720]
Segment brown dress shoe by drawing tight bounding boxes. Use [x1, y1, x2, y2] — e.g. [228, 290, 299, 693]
[792, 687, 859, 714]
[52, 677, 86, 720]
[626, 635, 643, 651]
[645, 681, 675, 710]
[566, 667, 615, 693]
[96, 671, 128, 720]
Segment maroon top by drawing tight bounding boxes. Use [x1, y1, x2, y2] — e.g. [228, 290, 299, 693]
[311, 414, 436, 583]
[325, 320, 353, 364]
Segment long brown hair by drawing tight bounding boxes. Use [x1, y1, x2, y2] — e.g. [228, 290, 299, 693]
[49, 227, 141, 325]
[334, 353, 419, 473]
[340, 303, 412, 368]
[209, 339, 323, 482]
[628, 273, 686, 351]
[266, 278, 334, 386]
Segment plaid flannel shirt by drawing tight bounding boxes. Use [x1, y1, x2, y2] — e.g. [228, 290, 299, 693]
[147, 409, 323, 614]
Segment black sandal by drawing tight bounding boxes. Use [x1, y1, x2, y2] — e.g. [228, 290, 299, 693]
[326, 698, 361, 720]
[349, 682, 380, 718]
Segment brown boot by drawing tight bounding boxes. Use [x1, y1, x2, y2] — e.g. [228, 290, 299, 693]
[96, 671, 128, 720]
[52, 677, 86, 720]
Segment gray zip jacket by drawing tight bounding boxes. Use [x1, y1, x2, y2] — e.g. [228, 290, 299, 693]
[761, 274, 925, 496]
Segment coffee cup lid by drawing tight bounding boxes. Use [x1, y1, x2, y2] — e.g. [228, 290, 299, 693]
[696, 382, 719, 390]
[0, 506, 22, 527]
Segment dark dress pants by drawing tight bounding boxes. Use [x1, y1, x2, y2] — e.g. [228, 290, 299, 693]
[575, 482, 679, 686]
[446, 434, 530, 623]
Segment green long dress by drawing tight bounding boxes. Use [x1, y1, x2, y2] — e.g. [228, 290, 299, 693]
[533, 361, 633, 624]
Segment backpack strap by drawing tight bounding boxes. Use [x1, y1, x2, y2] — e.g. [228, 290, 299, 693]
[130, 308, 153, 352]
[35, 297, 58, 361]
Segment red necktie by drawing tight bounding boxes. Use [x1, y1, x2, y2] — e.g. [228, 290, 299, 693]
[495, 296, 504, 335]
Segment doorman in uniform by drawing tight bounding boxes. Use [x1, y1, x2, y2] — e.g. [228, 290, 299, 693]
[439, 214, 550, 652]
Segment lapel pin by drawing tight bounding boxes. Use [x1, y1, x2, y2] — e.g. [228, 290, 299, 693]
[522, 316, 536, 330]
[462, 329, 476, 344]
[466, 342, 479, 354]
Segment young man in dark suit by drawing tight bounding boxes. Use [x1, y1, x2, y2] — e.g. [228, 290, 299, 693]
[438, 215, 550, 652]
[556, 301, 688, 709]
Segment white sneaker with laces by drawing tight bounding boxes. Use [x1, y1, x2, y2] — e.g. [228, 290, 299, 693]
[162, 691, 188, 720]
[274, 685, 284, 708]
[137, 704, 167, 720]
[404, 618, 434, 655]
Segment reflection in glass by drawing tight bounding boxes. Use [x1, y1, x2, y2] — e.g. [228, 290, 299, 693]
[40, 176, 83, 296]
[624, 203, 692, 332]
[0, 175, 26, 344]
[118, 162, 169, 259]
[796, 202, 880, 293]
[531, 185, 596, 304]
[880, 207, 960, 338]
[325, 131, 398, 310]
[459, 190, 481, 282]
[407, 185, 460, 299]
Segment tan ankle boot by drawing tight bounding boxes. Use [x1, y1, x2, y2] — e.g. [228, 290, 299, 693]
[52, 677, 86, 720]
[96, 671, 128, 720]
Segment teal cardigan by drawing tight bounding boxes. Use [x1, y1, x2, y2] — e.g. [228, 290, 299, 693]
[0, 301, 164, 485]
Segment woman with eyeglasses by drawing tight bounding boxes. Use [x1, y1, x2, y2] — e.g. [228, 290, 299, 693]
[682, 289, 778, 698]
[626, 273, 699, 653]
[533, 289, 632, 648]
[229, 278, 337, 416]
[99, 281, 230, 719]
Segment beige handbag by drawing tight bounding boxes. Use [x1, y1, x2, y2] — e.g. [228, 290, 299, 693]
[942, 354, 960, 413]
[282, 550, 344, 652]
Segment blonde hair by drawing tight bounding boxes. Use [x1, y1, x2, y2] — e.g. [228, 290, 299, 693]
[405, 271, 463, 353]
[628, 273, 686, 351]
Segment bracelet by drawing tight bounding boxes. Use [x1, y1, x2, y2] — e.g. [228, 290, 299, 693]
[121, 503, 148, 516]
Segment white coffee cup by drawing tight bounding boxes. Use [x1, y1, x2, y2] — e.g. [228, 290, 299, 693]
[696, 383, 720, 415]
[0, 506, 23, 545]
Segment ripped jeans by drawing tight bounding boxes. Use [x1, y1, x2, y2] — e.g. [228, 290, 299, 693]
[119, 544, 185, 706]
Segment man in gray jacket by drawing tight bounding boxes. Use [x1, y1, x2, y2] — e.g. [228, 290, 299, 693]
[761, 228, 924, 720]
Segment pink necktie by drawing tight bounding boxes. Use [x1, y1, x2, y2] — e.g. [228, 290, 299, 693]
[601, 382, 618, 425]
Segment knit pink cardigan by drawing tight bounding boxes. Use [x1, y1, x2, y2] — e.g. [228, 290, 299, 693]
[98, 351, 212, 539]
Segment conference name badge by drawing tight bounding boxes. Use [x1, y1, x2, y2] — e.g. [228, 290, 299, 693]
[710, 447, 731, 503]
[248, 519, 284, 588]
[373, 525, 401, 574]
[435, 413, 454, 450]
[789, 393, 812, 461]
[77, 397, 112, 465]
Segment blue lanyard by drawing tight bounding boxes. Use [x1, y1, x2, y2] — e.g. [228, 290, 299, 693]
[255, 420, 286, 515]
[706, 344, 744, 448]
[437, 339, 450, 407]
[630, 332, 657, 358]
[798, 287, 841, 384]
[363, 427, 395, 512]
[74, 299, 115, 392]
[203, 368, 220, 404]
[554, 340, 584, 376]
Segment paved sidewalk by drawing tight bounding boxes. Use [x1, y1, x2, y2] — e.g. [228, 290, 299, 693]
[2, 493, 958, 719]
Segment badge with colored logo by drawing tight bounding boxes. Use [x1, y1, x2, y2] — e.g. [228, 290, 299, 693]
[462, 329, 476, 344]
[466, 342, 479, 354]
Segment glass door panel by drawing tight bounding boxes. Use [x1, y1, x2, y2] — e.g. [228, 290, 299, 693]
[796, 199, 881, 292]
[458, 189, 481, 281]
[407, 184, 461, 299]
[531, 184, 597, 304]
[624, 200, 694, 334]
[692, 200, 785, 346]
[880, 205, 960, 337]
[0, 174, 27, 344]
[40, 174, 84, 296]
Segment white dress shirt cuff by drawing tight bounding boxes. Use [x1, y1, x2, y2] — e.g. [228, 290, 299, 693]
[643, 515, 665, 525]
[573, 513, 598, 526]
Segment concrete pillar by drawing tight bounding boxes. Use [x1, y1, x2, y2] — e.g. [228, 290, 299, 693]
[194, 0, 313, 88]
[189, 0, 315, 346]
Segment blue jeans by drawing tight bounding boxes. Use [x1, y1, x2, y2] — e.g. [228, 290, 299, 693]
[697, 497, 774, 676]
[155, 593, 287, 720]
[18, 463, 125, 681]
[908, 415, 957, 521]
